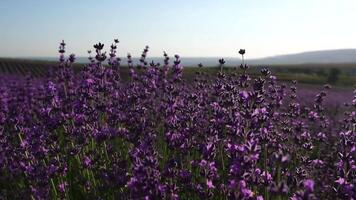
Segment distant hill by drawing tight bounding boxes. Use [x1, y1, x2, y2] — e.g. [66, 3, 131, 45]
[248, 49, 356, 65]
[5, 49, 356, 66]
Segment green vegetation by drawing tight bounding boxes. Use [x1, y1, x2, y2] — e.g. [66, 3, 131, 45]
[0, 58, 355, 86]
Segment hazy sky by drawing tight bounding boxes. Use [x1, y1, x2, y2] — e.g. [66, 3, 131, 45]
[0, 0, 355, 58]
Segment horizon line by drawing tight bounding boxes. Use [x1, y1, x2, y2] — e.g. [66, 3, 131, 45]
[2, 48, 356, 60]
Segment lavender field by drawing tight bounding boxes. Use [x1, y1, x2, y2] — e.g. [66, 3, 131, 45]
[0, 40, 354, 200]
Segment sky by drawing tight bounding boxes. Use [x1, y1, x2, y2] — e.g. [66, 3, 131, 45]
[0, 0, 355, 58]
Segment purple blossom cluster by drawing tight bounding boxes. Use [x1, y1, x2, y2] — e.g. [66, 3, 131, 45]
[0, 40, 355, 200]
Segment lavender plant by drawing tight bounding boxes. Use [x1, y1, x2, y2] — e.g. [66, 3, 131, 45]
[0, 40, 354, 200]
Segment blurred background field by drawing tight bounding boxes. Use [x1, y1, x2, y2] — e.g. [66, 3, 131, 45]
[1, 57, 355, 87]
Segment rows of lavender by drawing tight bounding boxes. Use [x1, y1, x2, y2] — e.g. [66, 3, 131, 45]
[0, 40, 355, 199]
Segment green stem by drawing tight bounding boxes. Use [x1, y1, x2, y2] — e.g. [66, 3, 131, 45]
[50, 179, 58, 197]
[220, 143, 225, 171]
[264, 143, 269, 200]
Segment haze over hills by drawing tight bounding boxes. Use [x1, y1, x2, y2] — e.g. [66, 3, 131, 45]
[7, 49, 356, 66]
[249, 49, 356, 65]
